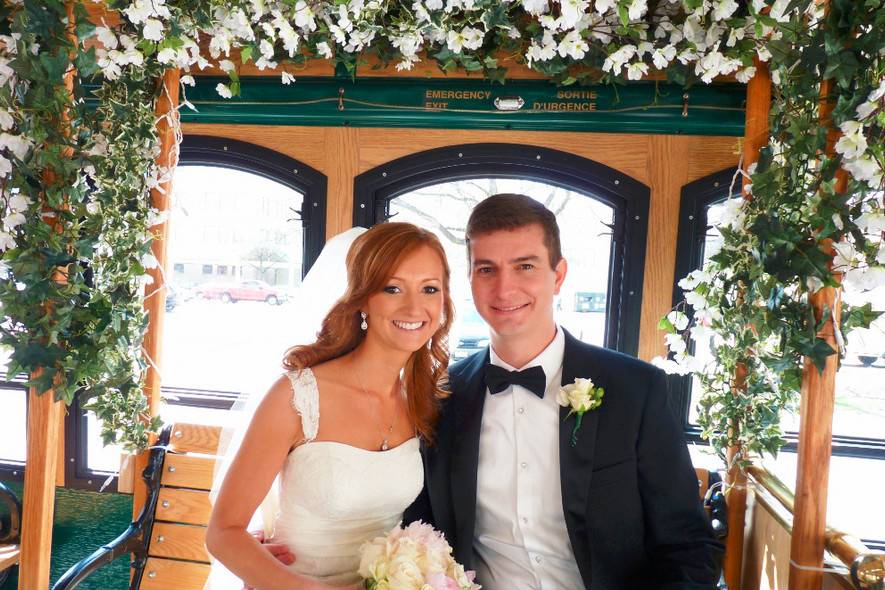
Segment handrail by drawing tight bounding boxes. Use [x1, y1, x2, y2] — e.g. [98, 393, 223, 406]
[745, 464, 885, 589]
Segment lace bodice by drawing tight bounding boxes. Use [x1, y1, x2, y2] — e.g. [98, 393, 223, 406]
[271, 368, 424, 585]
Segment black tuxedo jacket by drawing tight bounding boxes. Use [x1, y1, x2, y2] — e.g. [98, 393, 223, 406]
[405, 330, 723, 589]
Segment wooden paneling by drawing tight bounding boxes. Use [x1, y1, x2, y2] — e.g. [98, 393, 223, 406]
[743, 489, 793, 590]
[156, 488, 213, 526]
[140, 557, 210, 590]
[640, 135, 691, 360]
[179, 123, 740, 359]
[168, 423, 222, 456]
[325, 127, 361, 237]
[149, 522, 209, 563]
[161, 454, 218, 491]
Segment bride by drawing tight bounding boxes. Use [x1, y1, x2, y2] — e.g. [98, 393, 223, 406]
[205, 222, 454, 590]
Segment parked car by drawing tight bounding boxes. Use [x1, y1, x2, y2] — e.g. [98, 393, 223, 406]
[451, 306, 489, 362]
[194, 279, 286, 304]
[165, 285, 178, 312]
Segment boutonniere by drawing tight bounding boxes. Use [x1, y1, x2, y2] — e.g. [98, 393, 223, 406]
[557, 378, 604, 447]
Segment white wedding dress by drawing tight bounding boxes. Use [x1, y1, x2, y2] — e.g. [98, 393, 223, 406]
[268, 368, 424, 586]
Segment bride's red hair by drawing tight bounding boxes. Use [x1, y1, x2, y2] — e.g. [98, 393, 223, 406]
[283, 223, 454, 443]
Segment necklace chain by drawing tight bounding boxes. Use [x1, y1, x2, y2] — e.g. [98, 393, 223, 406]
[351, 364, 397, 451]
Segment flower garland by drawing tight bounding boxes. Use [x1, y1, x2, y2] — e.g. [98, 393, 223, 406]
[0, 0, 881, 454]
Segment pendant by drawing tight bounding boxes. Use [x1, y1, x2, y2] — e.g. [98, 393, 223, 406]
[380, 439, 389, 451]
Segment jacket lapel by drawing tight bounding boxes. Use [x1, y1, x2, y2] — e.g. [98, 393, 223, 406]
[559, 330, 603, 585]
[449, 349, 489, 568]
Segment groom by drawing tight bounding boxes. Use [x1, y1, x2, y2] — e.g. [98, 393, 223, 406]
[405, 194, 723, 589]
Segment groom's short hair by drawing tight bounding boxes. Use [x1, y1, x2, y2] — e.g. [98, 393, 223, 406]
[465, 193, 563, 267]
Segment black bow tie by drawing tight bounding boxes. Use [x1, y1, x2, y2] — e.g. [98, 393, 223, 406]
[485, 364, 547, 399]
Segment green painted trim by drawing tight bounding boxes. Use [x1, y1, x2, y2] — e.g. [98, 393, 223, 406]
[173, 77, 745, 136]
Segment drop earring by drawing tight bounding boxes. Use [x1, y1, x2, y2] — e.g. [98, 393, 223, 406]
[360, 311, 368, 331]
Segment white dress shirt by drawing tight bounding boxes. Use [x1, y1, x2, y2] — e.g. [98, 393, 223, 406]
[473, 327, 584, 590]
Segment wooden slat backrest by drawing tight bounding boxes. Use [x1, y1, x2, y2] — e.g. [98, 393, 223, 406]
[156, 488, 212, 526]
[168, 423, 222, 456]
[148, 523, 209, 562]
[161, 453, 218, 490]
[140, 557, 210, 590]
[137, 421, 223, 588]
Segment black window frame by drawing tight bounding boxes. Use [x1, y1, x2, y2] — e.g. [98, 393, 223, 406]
[673, 168, 885, 461]
[0, 136, 329, 491]
[353, 143, 649, 355]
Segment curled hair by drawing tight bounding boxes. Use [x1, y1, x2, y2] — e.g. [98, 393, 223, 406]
[283, 223, 454, 443]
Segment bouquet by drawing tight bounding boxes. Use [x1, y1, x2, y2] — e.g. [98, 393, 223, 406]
[358, 521, 480, 590]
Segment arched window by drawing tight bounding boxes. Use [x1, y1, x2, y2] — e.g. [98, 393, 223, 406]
[71, 137, 328, 488]
[354, 143, 649, 356]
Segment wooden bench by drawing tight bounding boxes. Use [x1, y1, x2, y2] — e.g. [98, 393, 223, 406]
[0, 481, 22, 586]
[53, 422, 221, 590]
[53, 422, 726, 590]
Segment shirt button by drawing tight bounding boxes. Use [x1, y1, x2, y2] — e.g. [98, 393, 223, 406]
[520, 462, 528, 469]
[535, 555, 542, 564]
[522, 517, 528, 524]
[517, 407, 525, 414]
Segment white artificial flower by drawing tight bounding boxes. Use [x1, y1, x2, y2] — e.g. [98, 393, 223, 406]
[593, 0, 617, 15]
[215, 83, 233, 99]
[719, 197, 746, 230]
[316, 42, 332, 58]
[651, 45, 676, 69]
[877, 243, 885, 265]
[446, 29, 466, 53]
[665, 332, 687, 354]
[260, 38, 275, 59]
[558, 30, 589, 60]
[8, 193, 30, 212]
[712, 0, 739, 20]
[626, 61, 649, 80]
[142, 18, 164, 41]
[181, 74, 195, 86]
[844, 265, 885, 292]
[0, 133, 33, 160]
[219, 59, 236, 73]
[856, 211, 885, 235]
[627, 0, 647, 20]
[690, 324, 714, 342]
[426, 0, 444, 9]
[94, 26, 118, 50]
[293, 0, 317, 31]
[652, 356, 684, 375]
[281, 71, 295, 84]
[0, 231, 15, 251]
[522, 0, 548, 15]
[856, 100, 876, 120]
[3, 211, 26, 230]
[685, 290, 708, 310]
[0, 155, 12, 176]
[602, 45, 637, 75]
[835, 120, 867, 159]
[678, 269, 712, 291]
[85, 200, 101, 215]
[843, 156, 883, 188]
[560, 0, 590, 29]
[735, 66, 756, 83]
[667, 310, 690, 331]
[157, 48, 177, 64]
[831, 213, 844, 231]
[806, 275, 824, 293]
[0, 109, 13, 130]
[832, 241, 859, 271]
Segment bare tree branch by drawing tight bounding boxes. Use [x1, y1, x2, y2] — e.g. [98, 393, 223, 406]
[393, 200, 467, 246]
